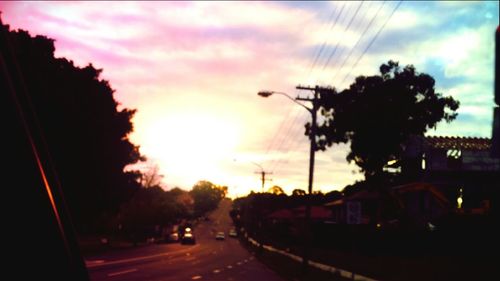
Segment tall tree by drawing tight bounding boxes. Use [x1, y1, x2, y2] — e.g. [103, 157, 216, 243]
[190, 180, 225, 217]
[1, 22, 143, 232]
[268, 185, 285, 195]
[140, 164, 164, 189]
[315, 60, 459, 181]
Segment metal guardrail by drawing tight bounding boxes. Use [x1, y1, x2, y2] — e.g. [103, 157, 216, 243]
[246, 236, 378, 281]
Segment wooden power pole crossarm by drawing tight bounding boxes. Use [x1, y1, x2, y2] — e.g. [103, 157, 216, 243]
[254, 170, 272, 192]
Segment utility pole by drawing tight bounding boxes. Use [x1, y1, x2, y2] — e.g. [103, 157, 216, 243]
[252, 162, 272, 192]
[254, 170, 272, 193]
[296, 85, 320, 273]
[258, 85, 332, 272]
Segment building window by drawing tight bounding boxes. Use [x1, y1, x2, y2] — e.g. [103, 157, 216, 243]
[447, 149, 462, 169]
[421, 153, 426, 170]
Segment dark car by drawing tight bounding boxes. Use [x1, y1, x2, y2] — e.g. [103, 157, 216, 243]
[181, 232, 196, 244]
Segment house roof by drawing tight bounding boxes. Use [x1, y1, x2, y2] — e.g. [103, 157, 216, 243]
[324, 190, 380, 207]
[392, 182, 451, 208]
[425, 136, 491, 151]
[324, 182, 451, 209]
[267, 206, 331, 220]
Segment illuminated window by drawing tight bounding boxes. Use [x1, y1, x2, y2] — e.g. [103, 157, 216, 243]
[446, 149, 462, 159]
[457, 188, 463, 209]
[446, 149, 462, 169]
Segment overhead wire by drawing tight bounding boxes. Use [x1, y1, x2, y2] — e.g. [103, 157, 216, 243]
[339, 0, 403, 86]
[306, 2, 346, 80]
[330, 1, 386, 83]
[263, 5, 339, 159]
[321, 1, 365, 72]
[263, 4, 343, 172]
[258, 5, 336, 182]
[272, 1, 369, 175]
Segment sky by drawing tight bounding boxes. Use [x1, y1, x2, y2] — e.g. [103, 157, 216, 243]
[1, 1, 498, 198]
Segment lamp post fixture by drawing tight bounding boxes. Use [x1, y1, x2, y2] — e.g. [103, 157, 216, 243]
[258, 85, 320, 272]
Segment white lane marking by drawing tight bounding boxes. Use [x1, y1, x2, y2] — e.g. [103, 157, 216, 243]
[236, 262, 242, 265]
[213, 269, 221, 273]
[107, 268, 138, 277]
[85, 260, 105, 266]
[192, 275, 202, 280]
[226, 265, 233, 269]
[86, 244, 199, 268]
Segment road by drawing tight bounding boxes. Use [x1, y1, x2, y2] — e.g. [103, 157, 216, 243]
[86, 199, 284, 281]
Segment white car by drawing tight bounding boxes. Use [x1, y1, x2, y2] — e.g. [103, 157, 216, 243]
[215, 231, 225, 240]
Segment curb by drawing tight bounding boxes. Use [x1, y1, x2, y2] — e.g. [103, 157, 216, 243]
[247, 237, 378, 281]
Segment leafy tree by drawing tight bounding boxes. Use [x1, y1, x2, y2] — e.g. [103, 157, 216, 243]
[315, 60, 459, 181]
[292, 189, 306, 196]
[118, 186, 192, 242]
[268, 185, 285, 195]
[0, 22, 144, 232]
[190, 180, 225, 217]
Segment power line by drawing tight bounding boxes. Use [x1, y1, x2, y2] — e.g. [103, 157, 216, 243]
[307, 3, 346, 80]
[339, 0, 403, 86]
[261, 9, 331, 166]
[272, 2, 368, 175]
[322, 1, 365, 72]
[271, 110, 305, 172]
[331, 1, 386, 83]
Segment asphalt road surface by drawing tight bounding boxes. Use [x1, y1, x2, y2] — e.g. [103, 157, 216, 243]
[86, 199, 284, 281]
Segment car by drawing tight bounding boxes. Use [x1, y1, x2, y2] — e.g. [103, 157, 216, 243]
[228, 229, 237, 237]
[215, 231, 225, 240]
[181, 232, 196, 244]
[167, 232, 179, 243]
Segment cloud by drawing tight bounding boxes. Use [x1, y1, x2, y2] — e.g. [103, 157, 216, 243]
[1, 1, 497, 195]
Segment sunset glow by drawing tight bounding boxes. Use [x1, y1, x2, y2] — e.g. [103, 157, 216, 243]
[1, 1, 497, 197]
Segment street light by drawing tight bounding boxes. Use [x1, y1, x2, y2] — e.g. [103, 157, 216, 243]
[257, 90, 312, 113]
[258, 86, 320, 272]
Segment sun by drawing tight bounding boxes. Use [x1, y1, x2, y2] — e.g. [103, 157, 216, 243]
[138, 111, 240, 188]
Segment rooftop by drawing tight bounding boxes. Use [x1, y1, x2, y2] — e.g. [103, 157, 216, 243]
[425, 136, 491, 150]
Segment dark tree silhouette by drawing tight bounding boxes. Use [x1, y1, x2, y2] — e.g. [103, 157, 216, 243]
[1, 22, 143, 232]
[139, 164, 164, 189]
[119, 186, 191, 242]
[268, 185, 285, 195]
[190, 180, 225, 217]
[292, 189, 306, 196]
[315, 60, 459, 182]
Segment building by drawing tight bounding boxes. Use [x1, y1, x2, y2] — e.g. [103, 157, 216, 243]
[400, 135, 500, 211]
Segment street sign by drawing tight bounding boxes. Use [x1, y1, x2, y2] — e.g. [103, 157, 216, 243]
[346, 201, 361, 224]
